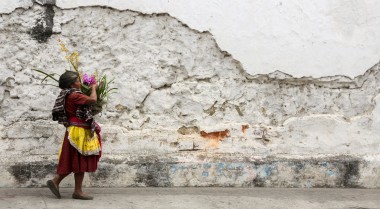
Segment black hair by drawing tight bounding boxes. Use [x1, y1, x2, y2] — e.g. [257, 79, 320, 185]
[59, 71, 79, 89]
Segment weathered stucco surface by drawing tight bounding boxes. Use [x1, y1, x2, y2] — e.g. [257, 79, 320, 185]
[3, 0, 380, 77]
[1, 2, 380, 188]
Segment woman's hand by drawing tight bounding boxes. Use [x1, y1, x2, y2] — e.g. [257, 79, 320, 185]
[85, 83, 98, 104]
[91, 83, 98, 89]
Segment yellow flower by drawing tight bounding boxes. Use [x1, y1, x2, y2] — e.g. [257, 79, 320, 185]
[58, 38, 69, 53]
[94, 70, 98, 80]
[65, 51, 80, 71]
[60, 43, 68, 53]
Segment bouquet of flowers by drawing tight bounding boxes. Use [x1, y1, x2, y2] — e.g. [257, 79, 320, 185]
[33, 39, 117, 115]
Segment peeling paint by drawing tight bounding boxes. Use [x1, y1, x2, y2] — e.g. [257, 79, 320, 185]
[200, 130, 229, 141]
[177, 126, 199, 135]
[241, 124, 249, 137]
[199, 130, 229, 148]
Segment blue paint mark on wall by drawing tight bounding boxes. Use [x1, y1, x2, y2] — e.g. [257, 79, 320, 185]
[326, 170, 336, 177]
[203, 163, 212, 169]
[226, 163, 244, 170]
[170, 165, 178, 174]
[295, 163, 304, 170]
[202, 171, 209, 177]
[170, 164, 189, 174]
[264, 165, 275, 176]
[255, 164, 277, 178]
[216, 163, 225, 175]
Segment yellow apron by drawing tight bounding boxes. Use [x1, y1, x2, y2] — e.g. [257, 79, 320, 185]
[59, 126, 101, 158]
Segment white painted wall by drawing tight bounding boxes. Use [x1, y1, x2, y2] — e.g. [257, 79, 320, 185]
[2, 0, 380, 78]
[1, 1, 380, 188]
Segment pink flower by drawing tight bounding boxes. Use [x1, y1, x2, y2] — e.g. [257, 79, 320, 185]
[82, 73, 96, 85]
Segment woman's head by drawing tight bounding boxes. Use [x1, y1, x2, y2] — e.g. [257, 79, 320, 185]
[59, 71, 79, 89]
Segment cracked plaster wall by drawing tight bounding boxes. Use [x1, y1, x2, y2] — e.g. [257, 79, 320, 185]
[3, 0, 380, 77]
[0, 2, 380, 188]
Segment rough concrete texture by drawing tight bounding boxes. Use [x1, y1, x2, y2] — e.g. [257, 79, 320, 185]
[1, 4, 380, 188]
[2, 188, 380, 209]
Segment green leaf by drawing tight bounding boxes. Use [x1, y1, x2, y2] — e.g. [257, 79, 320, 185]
[32, 69, 59, 82]
[40, 83, 59, 87]
[107, 88, 118, 94]
[107, 78, 115, 85]
[41, 73, 58, 83]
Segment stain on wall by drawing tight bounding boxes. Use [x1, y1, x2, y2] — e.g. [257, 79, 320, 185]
[8, 163, 56, 186]
[30, 4, 54, 43]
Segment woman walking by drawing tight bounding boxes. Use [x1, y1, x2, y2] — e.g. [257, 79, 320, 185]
[47, 71, 102, 200]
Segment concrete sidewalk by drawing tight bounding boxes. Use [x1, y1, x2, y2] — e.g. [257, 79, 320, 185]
[0, 187, 380, 209]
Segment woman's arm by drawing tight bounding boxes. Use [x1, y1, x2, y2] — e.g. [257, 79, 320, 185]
[85, 84, 98, 104]
[68, 84, 98, 105]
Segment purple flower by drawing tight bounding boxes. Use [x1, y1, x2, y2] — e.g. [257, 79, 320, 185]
[82, 73, 96, 85]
